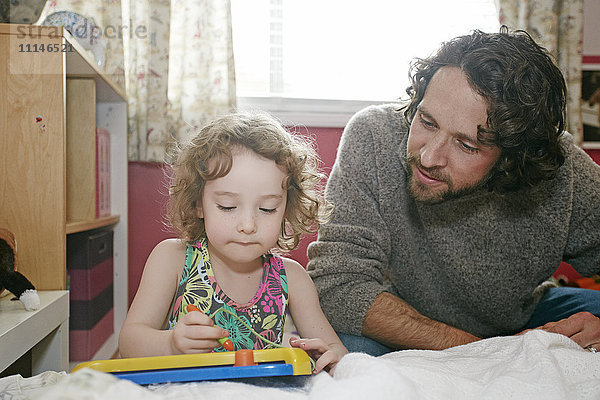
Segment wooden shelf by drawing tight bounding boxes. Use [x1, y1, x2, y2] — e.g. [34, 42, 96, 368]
[1, 22, 128, 363]
[64, 29, 127, 102]
[66, 215, 120, 234]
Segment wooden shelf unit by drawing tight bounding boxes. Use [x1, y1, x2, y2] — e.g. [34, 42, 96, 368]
[66, 215, 120, 234]
[0, 23, 129, 364]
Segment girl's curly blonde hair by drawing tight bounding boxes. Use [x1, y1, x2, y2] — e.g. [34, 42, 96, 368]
[166, 112, 332, 252]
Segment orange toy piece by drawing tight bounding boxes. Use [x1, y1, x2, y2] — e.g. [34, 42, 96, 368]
[185, 304, 235, 351]
[234, 349, 257, 366]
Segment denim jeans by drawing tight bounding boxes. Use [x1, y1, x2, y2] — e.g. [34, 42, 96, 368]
[337, 333, 394, 356]
[338, 287, 600, 356]
[523, 286, 600, 329]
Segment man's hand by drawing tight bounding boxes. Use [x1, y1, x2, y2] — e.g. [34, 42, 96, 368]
[525, 311, 600, 350]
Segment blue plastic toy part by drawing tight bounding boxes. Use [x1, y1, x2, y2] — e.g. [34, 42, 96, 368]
[113, 362, 294, 385]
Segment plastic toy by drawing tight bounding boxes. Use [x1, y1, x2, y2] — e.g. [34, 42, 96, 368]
[72, 347, 313, 385]
[74, 296, 316, 385]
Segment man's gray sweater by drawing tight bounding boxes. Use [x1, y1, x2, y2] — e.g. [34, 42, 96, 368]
[308, 104, 600, 338]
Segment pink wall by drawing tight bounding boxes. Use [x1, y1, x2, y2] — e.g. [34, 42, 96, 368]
[586, 148, 600, 164]
[127, 127, 343, 303]
[127, 162, 175, 305]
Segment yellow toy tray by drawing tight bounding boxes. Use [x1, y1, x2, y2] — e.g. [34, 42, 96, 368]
[72, 348, 313, 385]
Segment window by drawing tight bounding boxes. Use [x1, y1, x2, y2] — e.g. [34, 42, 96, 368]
[231, 0, 499, 125]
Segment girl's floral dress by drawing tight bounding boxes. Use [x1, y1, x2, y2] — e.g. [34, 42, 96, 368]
[167, 237, 289, 351]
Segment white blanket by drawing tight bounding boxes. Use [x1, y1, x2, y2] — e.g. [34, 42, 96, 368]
[2, 330, 599, 400]
[308, 330, 600, 399]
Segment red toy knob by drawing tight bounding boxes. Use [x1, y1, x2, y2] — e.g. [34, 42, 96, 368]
[234, 349, 257, 366]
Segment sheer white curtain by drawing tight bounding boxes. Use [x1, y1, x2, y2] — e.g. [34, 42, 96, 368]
[125, 0, 236, 161]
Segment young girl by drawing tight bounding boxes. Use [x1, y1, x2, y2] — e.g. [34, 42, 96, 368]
[119, 113, 347, 373]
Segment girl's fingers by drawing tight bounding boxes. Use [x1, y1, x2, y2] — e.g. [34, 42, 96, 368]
[184, 310, 215, 326]
[181, 312, 229, 338]
[182, 321, 229, 340]
[289, 337, 328, 353]
[313, 351, 337, 374]
[183, 338, 223, 352]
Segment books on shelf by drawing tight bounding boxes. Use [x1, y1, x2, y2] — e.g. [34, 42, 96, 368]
[96, 128, 111, 217]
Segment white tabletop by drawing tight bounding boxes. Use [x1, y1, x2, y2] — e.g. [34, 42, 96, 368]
[0, 290, 69, 373]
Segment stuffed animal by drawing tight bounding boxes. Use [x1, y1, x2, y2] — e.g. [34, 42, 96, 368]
[0, 228, 40, 311]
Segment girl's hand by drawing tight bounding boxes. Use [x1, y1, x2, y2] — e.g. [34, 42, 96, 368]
[289, 337, 345, 374]
[170, 309, 229, 354]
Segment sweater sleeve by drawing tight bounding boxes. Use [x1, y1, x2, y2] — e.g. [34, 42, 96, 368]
[562, 143, 600, 277]
[307, 106, 396, 335]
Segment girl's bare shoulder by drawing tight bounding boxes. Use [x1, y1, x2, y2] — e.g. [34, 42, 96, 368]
[153, 238, 187, 254]
[146, 238, 187, 272]
[280, 256, 311, 281]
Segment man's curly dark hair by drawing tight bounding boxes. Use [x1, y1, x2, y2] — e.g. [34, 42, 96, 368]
[402, 26, 567, 193]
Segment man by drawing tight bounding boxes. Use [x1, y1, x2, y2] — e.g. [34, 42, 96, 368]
[307, 27, 600, 355]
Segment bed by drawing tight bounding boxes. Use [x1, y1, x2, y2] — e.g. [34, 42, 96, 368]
[1, 330, 599, 399]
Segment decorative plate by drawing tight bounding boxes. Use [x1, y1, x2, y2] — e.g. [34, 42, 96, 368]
[42, 11, 106, 68]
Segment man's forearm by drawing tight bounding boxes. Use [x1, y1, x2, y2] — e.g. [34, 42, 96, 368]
[362, 292, 480, 350]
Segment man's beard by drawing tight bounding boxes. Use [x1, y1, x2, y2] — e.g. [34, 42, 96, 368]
[406, 152, 493, 204]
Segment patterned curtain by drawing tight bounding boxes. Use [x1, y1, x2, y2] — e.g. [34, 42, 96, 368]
[496, 0, 584, 144]
[38, 0, 236, 161]
[126, 0, 236, 161]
